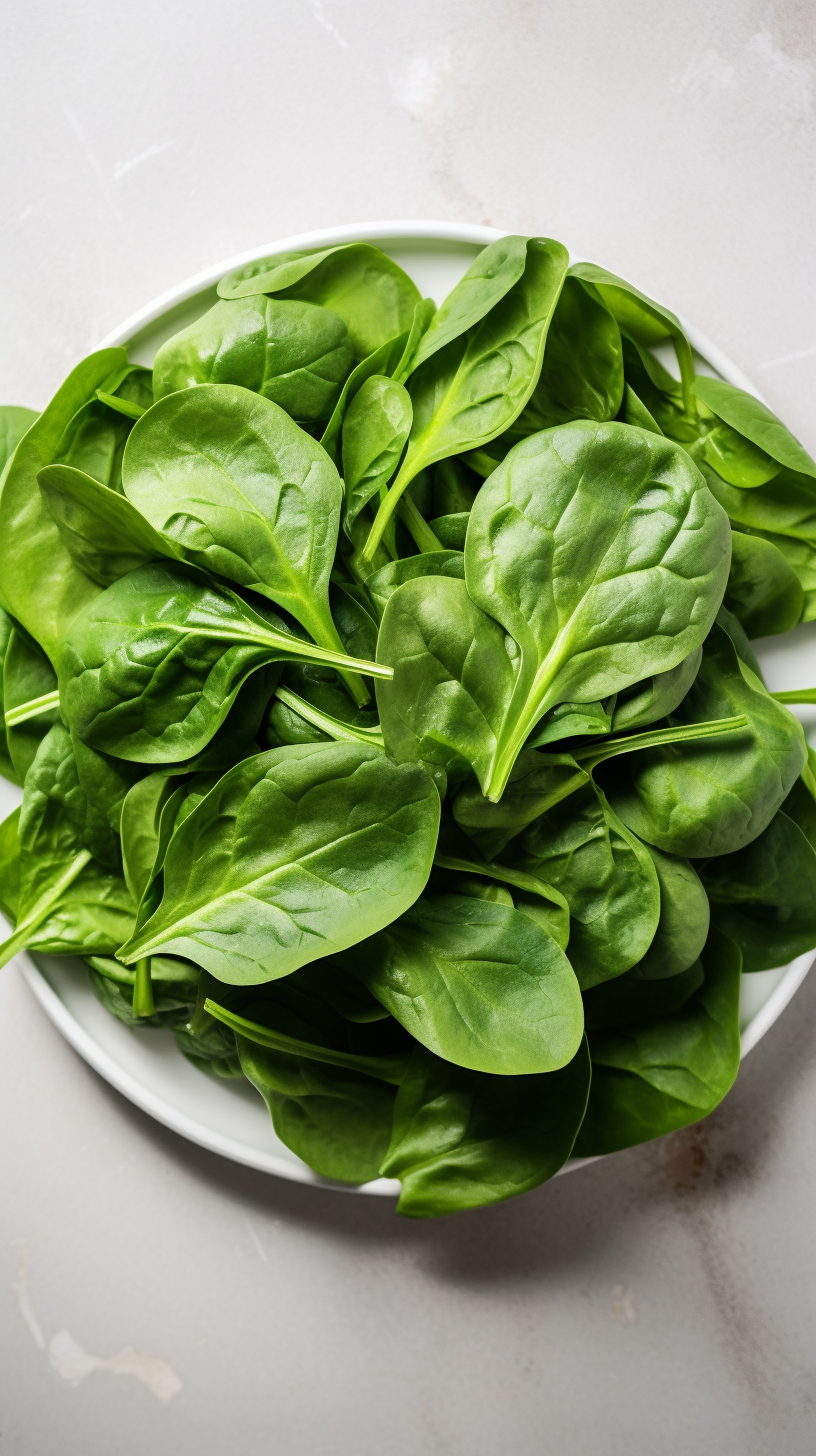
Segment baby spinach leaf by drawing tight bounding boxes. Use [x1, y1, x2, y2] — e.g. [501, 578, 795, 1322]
[464, 420, 730, 799]
[0, 805, 20, 921]
[408, 235, 529, 372]
[2, 617, 59, 784]
[341, 375, 412, 537]
[381, 1038, 590, 1217]
[362, 238, 569, 560]
[573, 928, 742, 1156]
[52, 397, 134, 494]
[426, 513, 469, 550]
[38, 463, 178, 586]
[366, 550, 464, 617]
[375, 574, 515, 789]
[332, 890, 583, 1076]
[117, 742, 440, 984]
[152, 296, 353, 423]
[120, 772, 186, 906]
[569, 261, 696, 418]
[627, 844, 709, 980]
[319, 328, 413, 467]
[509, 780, 660, 989]
[121, 384, 353, 666]
[218, 243, 421, 360]
[695, 376, 816, 482]
[724, 529, 804, 637]
[236, 1032, 397, 1183]
[612, 649, 702, 733]
[701, 808, 816, 972]
[452, 749, 588, 860]
[500, 276, 624, 442]
[604, 622, 806, 857]
[60, 561, 388, 763]
[0, 350, 127, 662]
[526, 697, 615, 749]
[0, 724, 136, 969]
[431, 837, 570, 950]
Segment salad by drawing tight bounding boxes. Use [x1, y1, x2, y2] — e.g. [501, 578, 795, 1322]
[1, 234, 815, 1217]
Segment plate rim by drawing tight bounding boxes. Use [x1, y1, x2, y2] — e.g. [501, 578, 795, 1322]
[19, 216, 809, 1193]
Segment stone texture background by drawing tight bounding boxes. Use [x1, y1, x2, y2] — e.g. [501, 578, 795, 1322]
[1, 3, 814, 1451]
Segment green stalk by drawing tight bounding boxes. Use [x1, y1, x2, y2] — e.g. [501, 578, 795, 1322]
[572, 714, 748, 771]
[4, 690, 61, 728]
[204, 1000, 408, 1085]
[772, 689, 816, 704]
[361, 455, 417, 562]
[132, 957, 155, 1017]
[274, 686, 384, 748]
[0, 849, 92, 971]
[396, 496, 443, 554]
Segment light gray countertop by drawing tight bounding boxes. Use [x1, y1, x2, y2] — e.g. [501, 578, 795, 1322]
[1, 3, 815, 1451]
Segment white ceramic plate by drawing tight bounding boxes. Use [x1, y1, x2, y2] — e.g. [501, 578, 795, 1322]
[6, 221, 815, 1196]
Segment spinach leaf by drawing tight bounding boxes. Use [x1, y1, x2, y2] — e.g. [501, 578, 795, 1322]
[362, 238, 569, 560]
[236, 1030, 397, 1183]
[376, 574, 518, 788]
[117, 742, 440, 983]
[0, 724, 136, 969]
[612, 649, 702, 733]
[408, 235, 529, 371]
[526, 697, 615, 749]
[52, 397, 134, 494]
[152, 296, 353, 423]
[452, 749, 588, 860]
[0, 350, 127, 662]
[463, 421, 730, 799]
[569, 261, 696, 418]
[38, 463, 178, 586]
[701, 808, 816, 971]
[217, 243, 422, 360]
[331, 890, 583, 1075]
[341, 375, 412, 537]
[500, 276, 624, 443]
[603, 622, 806, 857]
[0, 805, 21, 921]
[381, 1038, 590, 1217]
[573, 928, 742, 1156]
[366, 550, 464, 617]
[61, 561, 387, 764]
[627, 845, 709, 980]
[509, 780, 660, 989]
[121, 384, 358, 678]
[319, 327, 415, 467]
[724, 529, 804, 637]
[2, 617, 59, 784]
[695, 376, 816, 482]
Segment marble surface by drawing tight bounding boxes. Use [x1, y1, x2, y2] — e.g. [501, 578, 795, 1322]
[1, 2, 815, 1451]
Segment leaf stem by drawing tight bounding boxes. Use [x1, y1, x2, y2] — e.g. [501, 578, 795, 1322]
[0, 849, 92, 971]
[132, 957, 155, 1017]
[772, 689, 816, 704]
[274, 687, 384, 748]
[572, 714, 748, 770]
[4, 690, 60, 727]
[396, 496, 443, 554]
[204, 1000, 408, 1085]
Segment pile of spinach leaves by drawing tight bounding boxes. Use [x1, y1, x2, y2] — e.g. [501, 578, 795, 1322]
[1, 234, 814, 1218]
